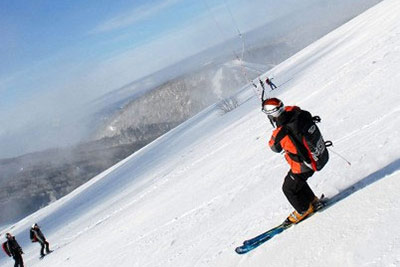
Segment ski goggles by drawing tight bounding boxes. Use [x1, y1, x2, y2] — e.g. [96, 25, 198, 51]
[262, 104, 284, 117]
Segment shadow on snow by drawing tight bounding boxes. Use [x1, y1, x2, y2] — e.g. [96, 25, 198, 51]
[327, 158, 400, 207]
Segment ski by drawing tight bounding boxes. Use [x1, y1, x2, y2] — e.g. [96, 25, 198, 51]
[235, 195, 328, 254]
[235, 222, 292, 254]
[39, 250, 53, 259]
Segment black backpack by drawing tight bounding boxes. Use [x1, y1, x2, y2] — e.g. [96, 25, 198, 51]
[301, 116, 331, 171]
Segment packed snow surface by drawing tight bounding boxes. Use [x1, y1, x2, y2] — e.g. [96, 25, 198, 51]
[1, 0, 400, 266]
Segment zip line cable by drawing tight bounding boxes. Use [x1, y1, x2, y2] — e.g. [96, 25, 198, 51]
[222, 0, 245, 61]
[223, 1, 250, 85]
[222, 0, 264, 78]
[222, 0, 241, 37]
[201, 0, 260, 97]
[222, 0, 262, 92]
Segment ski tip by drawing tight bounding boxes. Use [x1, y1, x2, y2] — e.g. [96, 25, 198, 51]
[235, 247, 246, 254]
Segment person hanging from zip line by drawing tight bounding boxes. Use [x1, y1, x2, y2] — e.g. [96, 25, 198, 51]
[265, 77, 277, 90]
[262, 98, 330, 224]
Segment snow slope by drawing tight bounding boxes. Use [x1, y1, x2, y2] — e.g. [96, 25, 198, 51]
[1, 0, 400, 266]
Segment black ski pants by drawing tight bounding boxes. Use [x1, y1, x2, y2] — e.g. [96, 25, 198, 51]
[40, 240, 50, 256]
[282, 170, 316, 213]
[13, 254, 24, 267]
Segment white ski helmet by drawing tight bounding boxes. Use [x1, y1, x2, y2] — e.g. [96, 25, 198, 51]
[262, 98, 284, 118]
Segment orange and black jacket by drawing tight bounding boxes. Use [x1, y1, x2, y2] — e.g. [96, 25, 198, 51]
[268, 106, 314, 174]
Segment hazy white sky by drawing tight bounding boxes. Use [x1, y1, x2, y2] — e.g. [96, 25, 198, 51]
[0, 0, 379, 158]
[0, 0, 304, 157]
[0, 0, 289, 112]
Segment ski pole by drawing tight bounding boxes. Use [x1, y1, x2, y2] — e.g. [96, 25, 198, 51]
[328, 147, 351, 166]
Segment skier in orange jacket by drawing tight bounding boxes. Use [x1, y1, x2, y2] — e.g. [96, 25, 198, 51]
[263, 98, 325, 224]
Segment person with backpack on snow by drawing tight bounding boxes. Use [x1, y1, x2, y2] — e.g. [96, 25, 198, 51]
[2, 233, 24, 267]
[30, 223, 52, 258]
[262, 98, 329, 225]
[265, 77, 277, 90]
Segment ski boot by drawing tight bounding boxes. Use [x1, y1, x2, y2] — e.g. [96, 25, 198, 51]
[284, 202, 315, 225]
[312, 195, 326, 211]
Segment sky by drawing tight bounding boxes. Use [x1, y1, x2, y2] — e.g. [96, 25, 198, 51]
[0, 0, 305, 158]
[0, 0, 290, 109]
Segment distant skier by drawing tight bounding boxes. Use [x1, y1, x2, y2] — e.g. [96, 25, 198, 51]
[2, 233, 24, 267]
[265, 77, 277, 90]
[262, 98, 327, 224]
[30, 223, 52, 258]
